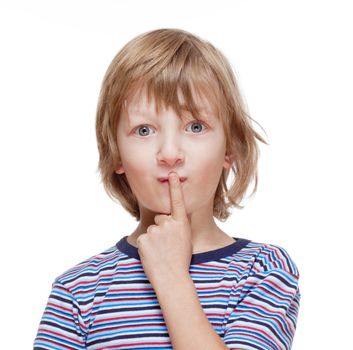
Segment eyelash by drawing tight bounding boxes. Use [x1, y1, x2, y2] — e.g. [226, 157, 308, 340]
[132, 120, 207, 137]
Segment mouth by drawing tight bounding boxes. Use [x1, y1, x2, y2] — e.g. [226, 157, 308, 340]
[157, 177, 187, 184]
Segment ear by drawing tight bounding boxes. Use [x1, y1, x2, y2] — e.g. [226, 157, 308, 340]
[223, 153, 233, 169]
[115, 163, 125, 174]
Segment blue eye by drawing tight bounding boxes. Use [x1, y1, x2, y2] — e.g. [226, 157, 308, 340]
[133, 121, 206, 137]
[186, 121, 206, 133]
[135, 125, 155, 137]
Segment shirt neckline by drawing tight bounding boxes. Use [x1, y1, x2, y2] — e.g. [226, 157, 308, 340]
[116, 235, 250, 264]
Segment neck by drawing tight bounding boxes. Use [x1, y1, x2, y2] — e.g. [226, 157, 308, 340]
[128, 205, 229, 253]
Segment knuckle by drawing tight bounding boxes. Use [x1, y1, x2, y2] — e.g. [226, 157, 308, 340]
[147, 225, 157, 233]
[172, 198, 181, 207]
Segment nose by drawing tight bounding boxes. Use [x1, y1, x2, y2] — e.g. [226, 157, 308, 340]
[156, 133, 185, 167]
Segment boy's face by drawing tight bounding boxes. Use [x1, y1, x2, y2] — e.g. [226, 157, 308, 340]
[115, 87, 232, 217]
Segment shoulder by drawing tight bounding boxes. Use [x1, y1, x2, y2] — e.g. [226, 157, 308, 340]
[238, 239, 300, 278]
[233, 239, 301, 307]
[53, 244, 121, 293]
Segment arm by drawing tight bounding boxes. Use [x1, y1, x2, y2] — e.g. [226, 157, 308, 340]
[222, 248, 301, 350]
[137, 173, 241, 349]
[34, 281, 87, 350]
[153, 273, 238, 350]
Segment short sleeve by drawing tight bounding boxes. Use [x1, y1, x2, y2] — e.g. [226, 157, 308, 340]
[223, 246, 301, 350]
[34, 281, 87, 350]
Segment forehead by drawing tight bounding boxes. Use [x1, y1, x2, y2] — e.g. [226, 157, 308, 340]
[123, 85, 218, 122]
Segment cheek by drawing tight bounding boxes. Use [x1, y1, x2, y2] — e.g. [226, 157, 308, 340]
[193, 145, 226, 187]
[120, 143, 149, 171]
[194, 141, 225, 169]
[124, 161, 148, 184]
[119, 147, 150, 189]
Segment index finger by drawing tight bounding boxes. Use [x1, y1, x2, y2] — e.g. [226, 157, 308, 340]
[168, 172, 187, 221]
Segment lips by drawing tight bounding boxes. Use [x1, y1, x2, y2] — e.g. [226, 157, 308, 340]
[157, 176, 187, 183]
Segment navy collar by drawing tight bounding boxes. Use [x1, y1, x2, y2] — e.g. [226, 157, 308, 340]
[116, 235, 250, 264]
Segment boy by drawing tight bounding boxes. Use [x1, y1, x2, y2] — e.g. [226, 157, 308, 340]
[34, 28, 300, 350]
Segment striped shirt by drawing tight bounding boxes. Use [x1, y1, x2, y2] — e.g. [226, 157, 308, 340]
[34, 235, 301, 350]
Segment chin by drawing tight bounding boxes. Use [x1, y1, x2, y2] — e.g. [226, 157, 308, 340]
[151, 204, 175, 216]
[144, 203, 171, 216]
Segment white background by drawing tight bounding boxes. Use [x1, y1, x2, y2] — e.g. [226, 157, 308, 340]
[1, 0, 352, 349]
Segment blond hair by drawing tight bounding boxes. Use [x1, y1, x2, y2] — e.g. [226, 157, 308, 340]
[95, 28, 268, 221]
